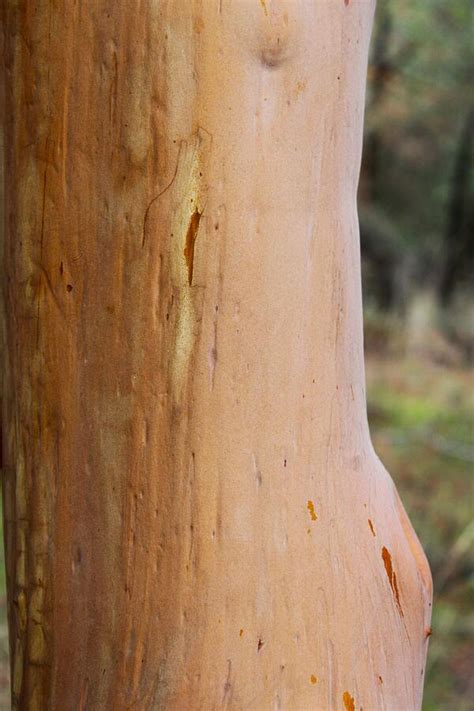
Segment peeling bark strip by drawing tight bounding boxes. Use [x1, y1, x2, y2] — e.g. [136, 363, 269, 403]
[2, 1, 432, 709]
[307, 500, 318, 521]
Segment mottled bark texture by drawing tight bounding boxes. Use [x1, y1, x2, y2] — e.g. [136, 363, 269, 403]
[1, 2, 432, 709]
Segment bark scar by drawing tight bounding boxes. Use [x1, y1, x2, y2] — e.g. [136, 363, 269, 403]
[183, 209, 202, 285]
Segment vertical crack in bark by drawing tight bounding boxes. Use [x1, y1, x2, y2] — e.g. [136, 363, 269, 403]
[222, 659, 232, 706]
[141, 153, 180, 248]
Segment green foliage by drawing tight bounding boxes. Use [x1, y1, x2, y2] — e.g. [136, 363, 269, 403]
[362, 0, 474, 290]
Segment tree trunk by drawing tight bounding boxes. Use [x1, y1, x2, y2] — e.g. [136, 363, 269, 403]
[1, 2, 432, 709]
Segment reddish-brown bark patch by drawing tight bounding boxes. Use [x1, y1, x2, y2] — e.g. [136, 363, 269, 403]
[382, 546, 404, 616]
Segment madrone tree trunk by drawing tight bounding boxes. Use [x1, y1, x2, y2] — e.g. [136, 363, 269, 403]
[1, 2, 432, 709]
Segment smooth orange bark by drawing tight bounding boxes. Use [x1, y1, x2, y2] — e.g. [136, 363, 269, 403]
[2, 2, 431, 709]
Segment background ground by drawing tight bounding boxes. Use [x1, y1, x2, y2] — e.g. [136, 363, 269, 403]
[366, 344, 473, 711]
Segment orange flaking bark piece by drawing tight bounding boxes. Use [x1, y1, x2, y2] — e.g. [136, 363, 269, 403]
[307, 500, 317, 521]
[343, 690, 355, 711]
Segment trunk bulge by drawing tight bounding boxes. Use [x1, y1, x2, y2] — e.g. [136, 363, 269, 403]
[2, 1, 432, 709]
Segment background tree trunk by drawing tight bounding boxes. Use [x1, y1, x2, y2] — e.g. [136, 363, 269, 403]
[439, 107, 474, 306]
[2, 2, 432, 709]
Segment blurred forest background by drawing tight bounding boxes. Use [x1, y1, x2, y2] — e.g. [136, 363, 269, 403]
[360, 1, 473, 709]
[0, 1, 472, 709]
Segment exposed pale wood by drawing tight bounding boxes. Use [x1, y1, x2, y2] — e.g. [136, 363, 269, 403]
[2, 2, 432, 709]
